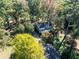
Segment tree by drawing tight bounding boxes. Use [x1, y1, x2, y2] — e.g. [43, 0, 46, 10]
[0, 0, 30, 30]
[56, 0, 79, 59]
[12, 34, 45, 59]
[57, 0, 79, 37]
[24, 22, 34, 33]
[15, 24, 25, 33]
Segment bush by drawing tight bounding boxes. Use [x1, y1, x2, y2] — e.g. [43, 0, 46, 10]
[0, 29, 10, 48]
[12, 34, 45, 59]
[24, 22, 34, 33]
[0, 17, 4, 29]
[15, 24, 25, 33]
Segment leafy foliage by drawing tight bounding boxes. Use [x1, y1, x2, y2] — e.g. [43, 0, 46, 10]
[57, 0, 79, 37]
[0, 0, 30, 30]
[0, 0, 79, 59]
[24, 22, 34, 33]
[15, 24, 25, 33]
[0, 17, 4, 29]
[0, 29, 10, 48]
[12, 34, 45, 59]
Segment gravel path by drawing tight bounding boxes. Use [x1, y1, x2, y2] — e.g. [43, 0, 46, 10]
[0, 47, 13, 59]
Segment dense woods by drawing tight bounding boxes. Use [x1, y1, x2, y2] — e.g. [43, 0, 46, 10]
[0, 0, 79, 59]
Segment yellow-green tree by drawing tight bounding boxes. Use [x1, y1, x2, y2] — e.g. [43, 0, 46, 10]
[12, 34, 45, 59]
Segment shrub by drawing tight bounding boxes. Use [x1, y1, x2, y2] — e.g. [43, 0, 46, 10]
[15, 24, 25, 33]
[24, 22, 34, 33]
[0, 29, 10, 48]
[12, 34, 45, 59]
[0, 17, 4, 29]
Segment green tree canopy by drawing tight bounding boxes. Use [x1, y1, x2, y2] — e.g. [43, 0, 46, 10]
[12, 34, 45, 59]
